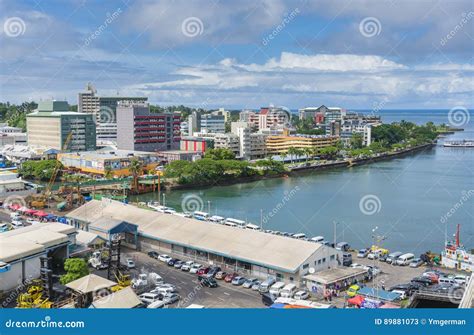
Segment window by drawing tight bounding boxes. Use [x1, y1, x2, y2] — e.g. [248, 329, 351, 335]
[303, 264, 309, 269]
[330, 255, 335, 261]
[317, 260, 321, 265]
[322, 258, 326, 263]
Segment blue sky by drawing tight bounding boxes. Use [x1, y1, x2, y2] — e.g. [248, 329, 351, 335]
[1, 0, 473, 109]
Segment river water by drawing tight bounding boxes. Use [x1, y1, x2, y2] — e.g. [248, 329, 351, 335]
[132, 110, 474, 255]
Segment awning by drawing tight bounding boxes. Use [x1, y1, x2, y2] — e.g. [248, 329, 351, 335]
[18, 206, 29, 213]
[347, 295, 365, 306]
[35, 211, 49, 217]
[25, 209, 37, 215]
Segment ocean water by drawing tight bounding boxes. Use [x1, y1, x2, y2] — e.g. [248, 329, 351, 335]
[134, 110, 474, 254]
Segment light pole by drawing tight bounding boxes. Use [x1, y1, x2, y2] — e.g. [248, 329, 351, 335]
[260, 209, 263, 230]
[207, 201, 211, 214]
[371, 226, 386, 297]
[163, 193, 166, 207]
[333, 221, 339, 247]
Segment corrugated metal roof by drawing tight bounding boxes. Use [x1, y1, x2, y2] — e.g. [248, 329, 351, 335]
[90, 287, 141, 308]
[68, 200, 323, 273]
[65, 274, 116, 294]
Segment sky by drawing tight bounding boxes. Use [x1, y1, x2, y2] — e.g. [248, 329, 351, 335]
[0, 0, 473, 109]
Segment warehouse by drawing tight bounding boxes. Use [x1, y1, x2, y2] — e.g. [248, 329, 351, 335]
[67, 200, 342, 284]
[0, 223, 77, 292]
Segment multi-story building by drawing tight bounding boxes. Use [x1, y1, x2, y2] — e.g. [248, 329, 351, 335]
[77, 83, 147, 145]
[298, 107, 321, 121]
[211, 108, 231, 122]
[116, 102, 180, 152]
[180, 121, 189, 136]
[187, 111, 201, 136]
[266, 132, 339, 155]
[239, 107, 290, 131]
[26, 100, 96, 151]
[213, 133, 240, 156]
[201, 114, 225, 133]
[230, 121, 267, 159]
[340, 120, 372, 146]
[0, 124, 27, 145]
[180, 136, 213, 153]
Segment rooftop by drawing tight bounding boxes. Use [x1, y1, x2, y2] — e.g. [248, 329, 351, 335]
[58, 149, 161, 160]
[304, 267, 368, 285]
[67, 200, 325, 273]
[90, 287, 141, 308]
[65, 274, 116, 294]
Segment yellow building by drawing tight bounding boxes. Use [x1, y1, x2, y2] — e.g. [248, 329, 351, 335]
[266, 134, 339, 155]
[57, 149, 162, 177]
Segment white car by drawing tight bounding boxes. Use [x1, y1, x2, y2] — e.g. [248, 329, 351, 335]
[454, 275, 469, 286]
[181, 261, 194, 271]
[158, 254, 172, 263]
[151, 284, 176, 295]
[26, 218, 40, 225]
[294, 290, 309, 300]
[139, 292, 161, 305]
[11, 220, 23, 228]
[350, 263, 365, 269]
[189, 263, 202, 273]
[391, 289, 407, 300]
[147, 300, 166, 309]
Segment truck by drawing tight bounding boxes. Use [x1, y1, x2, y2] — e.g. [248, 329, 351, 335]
[88, 251, 108, 270]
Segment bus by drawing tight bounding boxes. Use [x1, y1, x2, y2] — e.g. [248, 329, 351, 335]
[225, 218, 246, 227]
[193, 211, 210, 220]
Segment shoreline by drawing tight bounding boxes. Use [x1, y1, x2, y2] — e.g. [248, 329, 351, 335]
[164, 142, 436, 191]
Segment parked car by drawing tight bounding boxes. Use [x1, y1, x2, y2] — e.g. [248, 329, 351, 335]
[385, 251, 403, 264]
[224, 273, 238, 283]
[139, 292, 161, 305]
[261, 293, 276, 306]
[126, 258, 136, 269]
[197, 267, 210, 276]
[280, 283, 298, 298]
[198, 276, 218, 288]
[167, 258, 180, 266]
[391, 289, 407, 300]
[189, 263, 202, 274]
[294, 290, 309, 300]
[147, 300, 166, 309]
[409, 258, 424, 268]
[378, 253, 388, 262]
[158, 254, 172, 263]
[251, 281, 261, 291]
[207, 266, 221, 278]
[11, 220, 23, 228]
[269, 282, 286, 296]
[26, 218, 40, 225]
[411, 276, 432, 287]
[173, 260, 184, 269]
[162, 293, 180, 305]
[259, 277, 277, 293]
[342, 252, 352, 266]
[181, 261, 194, 271]
[438, 276, 456, 286]
[147, 251, 159, 259]
[242, 278, 258, 288]
[151, 285, 177, 295]
[231, 276, 246, 286]
[357, 249, 369, 258]
[215, 271, 227, 280]
[422, 271, 439, 284]
[396, 253, 415, 266]
[366, 265, 381, 276]
[454, 275, 469, 286]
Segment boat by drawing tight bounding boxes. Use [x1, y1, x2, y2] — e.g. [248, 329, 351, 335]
[443, 140, 474, 148]
[441, 224, 474, 272]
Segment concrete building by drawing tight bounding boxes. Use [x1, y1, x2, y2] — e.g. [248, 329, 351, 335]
[298, 107, 321, 121]
[0, 124, 27, 146]
[266, 133, 339, 155]
[0, 145, 59, 165]
[213, 133, 240, 157]
[116, 102, 180, 152]
[157, 150, 203, 162]
[0, 170, 36, 201]
[0, 223, 77, 292]
[211, 108, 231, 122]
[180, 136, 213, 153]
[340, 120, 372, 146]
[231, 122, 267, 159]
[304, 267, 369, 296]
[26, 100, 96, 151]
[180, 121, 189, 136]
[239, 107, 290, 131]
[57, 149, 162, 177]
[187, 111, 201, 136]
[78, 83, 148, 145]
[67, 200, 342, 285]
[201, 114, 225, 133]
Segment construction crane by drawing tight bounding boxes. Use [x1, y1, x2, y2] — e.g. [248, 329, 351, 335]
[28, 132, 73, 209]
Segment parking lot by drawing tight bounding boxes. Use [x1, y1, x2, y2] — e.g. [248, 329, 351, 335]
[109, 248, 265, 308]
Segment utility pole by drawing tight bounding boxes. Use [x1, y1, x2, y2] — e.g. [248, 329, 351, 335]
[207, 201, 211, 214]
[333, 221, 339, 247]
[163, 193, 166, 207]
[372, 226, 386, 298]
[260, 209, 263, 230]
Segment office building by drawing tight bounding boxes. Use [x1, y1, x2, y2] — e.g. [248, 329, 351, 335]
[239, 107, 290, 131]
[266, 132, 339, 155]
[211, 108, 231, 122]
[26, 100, 96, 151]
[201, 114, 225, 133]
[340, 120, 372, 146]
[116, 102, 180, 152]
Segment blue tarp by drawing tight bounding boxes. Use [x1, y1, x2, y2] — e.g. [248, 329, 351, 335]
[57, 217, 67, 224]
[269, 303, 286, 309]
[358, 287, 400, 302]
[46, 214, 56, 220]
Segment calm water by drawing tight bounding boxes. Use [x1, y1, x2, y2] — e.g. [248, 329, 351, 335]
[132, 110, 474, 254]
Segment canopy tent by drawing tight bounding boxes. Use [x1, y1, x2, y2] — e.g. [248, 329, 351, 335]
[347, 295, 365, 307]
[25, 209, 37, 215]
[9, 204, 21, 211]
[34, 210, 48, 217]
[18, 206, 29, 213]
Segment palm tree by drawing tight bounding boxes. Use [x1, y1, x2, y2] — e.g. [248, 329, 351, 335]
[128, 158, 143, 193]
[303, 147, 313, 163]
[104, 166, 113, 180]
[287, 147, 298, 164]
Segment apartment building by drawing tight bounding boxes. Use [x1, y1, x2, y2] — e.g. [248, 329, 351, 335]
[340, 120, 372, 146]
[211, 108, 231, 122]
[201, 114, 225, 133]
[266, 133, 339, 155]
[116, 102, 180, 152]
[239, 107, 290, 131]
[26, 100, 96, 151]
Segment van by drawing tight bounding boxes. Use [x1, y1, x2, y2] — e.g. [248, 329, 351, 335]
[342, 252, 353, 266]
[259, 277, 276, 293]
[292, 233, 306, 239]
[280, 283, 297, 298]
[386, 251, 403, 264]
[269, 281, 286, 296]
[396, 253, 415, 266]
[310, 236, 324, 243]
[245, 224, 260, 231]
[336, 242, 350, 252]
[139, 292, 161, 305]
[10, 212, 20, 220]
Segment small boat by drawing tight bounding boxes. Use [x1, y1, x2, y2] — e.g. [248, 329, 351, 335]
[443, 140, 474, 147]
[441, 224, 474, 272]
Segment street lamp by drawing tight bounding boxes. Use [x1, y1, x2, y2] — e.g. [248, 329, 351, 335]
[371, 226, 386, 297]
[207, 200, 211, 214]
[333, 221, 340, 247]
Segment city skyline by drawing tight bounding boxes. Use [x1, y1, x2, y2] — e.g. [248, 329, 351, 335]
[1, 0, 473, 109]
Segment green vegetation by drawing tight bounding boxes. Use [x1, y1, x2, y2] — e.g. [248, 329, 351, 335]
[292, 116, 325, 135]
[165, 156, 285, 185]
[204, 148, 236, 160]
[128, 158, 143, 192]
[0, 102, 37, 131]
[60, 258, 89, 285]
[19, 160, 63, 181]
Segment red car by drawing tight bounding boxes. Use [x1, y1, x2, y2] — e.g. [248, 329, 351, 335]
[215, 271, 227, 280]
[224, 273, 238, 283]
[197, 267, 210, 276]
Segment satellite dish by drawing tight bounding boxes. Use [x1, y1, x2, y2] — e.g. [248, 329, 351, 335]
[308, 267, 315, 274]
